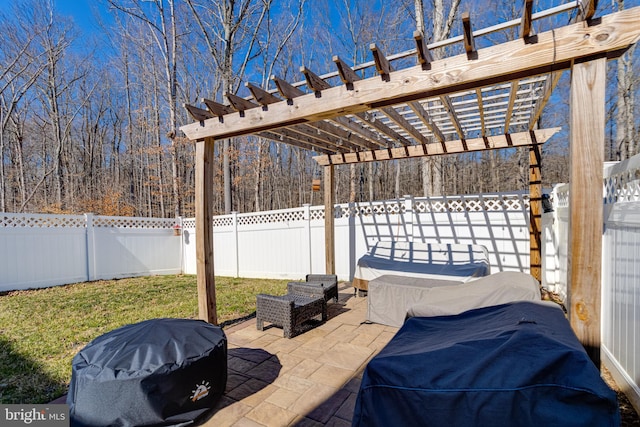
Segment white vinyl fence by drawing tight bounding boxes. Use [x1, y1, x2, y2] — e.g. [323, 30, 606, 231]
[0, 214, 182, 292]
[599, 156, 640, 409]
[547, 154, 640, 411]
[182, 192, 538, 282]
[2, 182, 637, 410]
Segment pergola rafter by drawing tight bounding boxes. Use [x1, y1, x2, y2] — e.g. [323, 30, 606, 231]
[182, 8, 639, 145]
[181, 3, 640, 369]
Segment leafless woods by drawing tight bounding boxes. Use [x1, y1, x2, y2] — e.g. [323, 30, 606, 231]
[0, 0, 636, 217]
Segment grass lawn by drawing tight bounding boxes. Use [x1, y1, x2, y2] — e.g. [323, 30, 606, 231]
[0, 274, 289, 404]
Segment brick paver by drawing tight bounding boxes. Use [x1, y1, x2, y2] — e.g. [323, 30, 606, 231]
[200, 283, 398, 427]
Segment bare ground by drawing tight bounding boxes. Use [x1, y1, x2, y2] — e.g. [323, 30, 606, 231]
[602, 367, 640, 426]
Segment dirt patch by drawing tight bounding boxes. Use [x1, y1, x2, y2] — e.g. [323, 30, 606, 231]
[602, 367, 640, 426]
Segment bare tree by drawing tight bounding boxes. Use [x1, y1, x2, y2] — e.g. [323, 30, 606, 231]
[415, 0, 461, 197]
[107, 0, 182, 217]
[615, 0, 637, 159]
[0, 2, 48, 211]
[185, 0, 270, 213]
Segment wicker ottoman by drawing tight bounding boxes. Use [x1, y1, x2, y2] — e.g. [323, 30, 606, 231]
[287, 280, 338, 303]
[256, 293, 326, 338]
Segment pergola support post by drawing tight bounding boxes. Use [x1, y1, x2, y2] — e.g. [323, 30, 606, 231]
[196, 137, 218, 324]
[529, 144, 542, 282]
[324, 165, 335, 275]
[568, 57, 606, 368]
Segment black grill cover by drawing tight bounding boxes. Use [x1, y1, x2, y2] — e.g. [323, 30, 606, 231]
[353, 301, 620, 427]
[68, 318, 227, 427]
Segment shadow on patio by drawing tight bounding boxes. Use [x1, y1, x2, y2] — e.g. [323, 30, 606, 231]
[201, 283, 398, 427]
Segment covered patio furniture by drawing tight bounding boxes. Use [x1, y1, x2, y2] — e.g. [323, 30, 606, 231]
[68, 318, 227, 427]
[352, 241, 490, 292]
[353, 301, 620, 427]
[256, 293, 326, 338]
[367, 271, 540, 327]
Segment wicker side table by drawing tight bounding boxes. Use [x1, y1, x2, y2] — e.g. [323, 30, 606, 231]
[256, 294, 326, 338]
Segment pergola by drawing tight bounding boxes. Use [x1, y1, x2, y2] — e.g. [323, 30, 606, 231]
[181, 2, 640, 366]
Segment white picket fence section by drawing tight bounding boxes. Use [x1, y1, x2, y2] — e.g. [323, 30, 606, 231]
[0, 213, 182, 291]
[181, 192, 538, 282]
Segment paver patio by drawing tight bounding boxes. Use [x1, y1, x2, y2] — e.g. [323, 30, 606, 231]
[201, 282, 398, 427]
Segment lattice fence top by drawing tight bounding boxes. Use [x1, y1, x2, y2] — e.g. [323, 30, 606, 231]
[337, 201, 404, 218]
[604, 169, 640, 204]
[0, 213, 85, 228]
[413, 194, 528, 214]
[0, 213, 182, 229]
[182, 192, 532, 228]
[238, 209, 306, 225]
[0, 193, 535, 231]
[92, 216, 176, 229]
[182, 218, 196, 229]
[212, 216, 234, 227]
[309, 207, 324, 221]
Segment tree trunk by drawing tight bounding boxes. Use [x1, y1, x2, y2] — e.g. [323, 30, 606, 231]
[416, 0, 460, 197]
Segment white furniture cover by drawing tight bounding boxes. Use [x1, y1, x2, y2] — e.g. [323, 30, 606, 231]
[367, 275, 464, 326]
[406, 271, 542, 318]
[367, 271, 541, 327]
[353, 241, 490, 291]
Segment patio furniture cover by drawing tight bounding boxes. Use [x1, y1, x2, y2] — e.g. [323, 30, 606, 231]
[353, 301, 620, 427]
[68, 318, 227, 427]
[368, 271, 541, 327]
[352, 241, 490, 291]
[405, 271, 541, 317]
[366, 275, 464, 327]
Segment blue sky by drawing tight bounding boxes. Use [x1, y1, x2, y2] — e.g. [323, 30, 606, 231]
[0, 0, 104, 33]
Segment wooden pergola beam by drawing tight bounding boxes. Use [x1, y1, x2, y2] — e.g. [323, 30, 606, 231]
[226, 92, 259, 112]
[413, 30, 433, 69]
[579, 0, 598, 21]
[202, 98, 233, 116]
[475, 88, 487, 136]
[370, 43, 392, 79]
[334, 55, 361, 86]
[270, 74, 384, 150]
[439, 96, 465, 139]
[180, 8, 640, 142]
[185, 103, 214, 121]
[195, 138, 217, 324]
[287, 125, 360, 152]
[462, 12, 476, 58]
[529, 143, 542, 283]
[333, 115, 393, 148]
[271, 75, 305, 100]
[330, 56, 415, 147]
[378, 106, 429, 145]
[258, 131, 335, 154]
[324, 165, 335, 275]
[313, 128, 559, 166]
[568, 57, 606, 367]
[354, 113, 412, 146]
[301, 66, 331, 91]
[504, 82, 519, 132]
[246, 82, 282, 105]
[520, 0, 534, 39]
